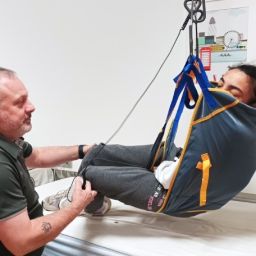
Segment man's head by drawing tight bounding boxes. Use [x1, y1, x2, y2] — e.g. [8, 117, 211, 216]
[218, 64, 256, 107]
[0, 68, 35, 141]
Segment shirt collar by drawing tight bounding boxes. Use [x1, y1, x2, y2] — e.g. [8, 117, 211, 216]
[0, 134, 21, 159]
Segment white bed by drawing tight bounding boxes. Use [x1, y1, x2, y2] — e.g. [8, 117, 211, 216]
[36, 178, 256, 256]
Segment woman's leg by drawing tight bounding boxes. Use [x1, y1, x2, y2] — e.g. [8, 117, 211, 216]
[78, 144, 154, 174]
[84, 165, 167, 213]
[78, 143, 166, 214]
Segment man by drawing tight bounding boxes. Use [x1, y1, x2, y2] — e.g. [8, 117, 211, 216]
[0, 67, 97, 256]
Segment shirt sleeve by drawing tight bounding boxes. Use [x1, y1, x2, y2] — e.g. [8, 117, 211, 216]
[22, 141, 33, 158]
[0, 162, 27, 220]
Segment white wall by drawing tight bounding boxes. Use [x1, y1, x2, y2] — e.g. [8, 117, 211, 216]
[0, 0, 188, 167]
[0, 0, 255, 193]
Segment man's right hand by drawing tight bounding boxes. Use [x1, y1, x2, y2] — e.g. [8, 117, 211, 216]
[70, 177, 97, 214]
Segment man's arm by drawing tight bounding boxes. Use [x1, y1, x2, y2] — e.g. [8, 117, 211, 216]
[25, 145, 92, 168]
[0, 178, 96, 256]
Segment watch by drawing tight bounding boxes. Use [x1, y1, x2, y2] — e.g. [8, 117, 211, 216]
[223, 30, 241, 48]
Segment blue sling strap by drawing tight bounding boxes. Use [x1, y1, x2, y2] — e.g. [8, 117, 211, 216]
[148, 55, 217, 168]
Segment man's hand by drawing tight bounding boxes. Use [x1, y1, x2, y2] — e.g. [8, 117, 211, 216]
[70, 177, 97, 214]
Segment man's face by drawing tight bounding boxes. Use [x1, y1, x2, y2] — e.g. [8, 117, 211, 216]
[0, 76, 35, 141]
[218, 68, 256, 105]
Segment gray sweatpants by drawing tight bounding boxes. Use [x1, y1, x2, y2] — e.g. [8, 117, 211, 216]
[78, 144, 167, 213]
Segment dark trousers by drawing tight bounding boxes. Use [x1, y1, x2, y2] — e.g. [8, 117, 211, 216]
[78, 144, 167, 213]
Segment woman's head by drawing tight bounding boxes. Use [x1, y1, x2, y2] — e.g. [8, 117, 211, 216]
[218, 64, 256, 107]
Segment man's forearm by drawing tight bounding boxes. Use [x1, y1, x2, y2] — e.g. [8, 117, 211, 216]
[13, 206, 82, 255]
[25, 145, 91, 168]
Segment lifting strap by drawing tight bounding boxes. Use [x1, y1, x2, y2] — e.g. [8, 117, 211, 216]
[147, 55, 217, 169]
[196, 153, 212, 207]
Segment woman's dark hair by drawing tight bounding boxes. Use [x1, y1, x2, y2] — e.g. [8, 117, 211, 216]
[229, 63, 256, 79]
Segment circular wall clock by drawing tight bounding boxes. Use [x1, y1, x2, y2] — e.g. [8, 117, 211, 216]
[223, 30, 241, 48]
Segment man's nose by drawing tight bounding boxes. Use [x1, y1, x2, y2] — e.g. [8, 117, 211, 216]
[26, 99, 36, 112]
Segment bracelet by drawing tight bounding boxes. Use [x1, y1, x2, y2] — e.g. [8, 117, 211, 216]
[78, 145, 85, 159]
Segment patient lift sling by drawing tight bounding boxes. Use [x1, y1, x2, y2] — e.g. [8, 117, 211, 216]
[148, 55, 256, 217]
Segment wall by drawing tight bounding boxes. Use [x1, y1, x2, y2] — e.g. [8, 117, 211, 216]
[0, 0, 187, 167]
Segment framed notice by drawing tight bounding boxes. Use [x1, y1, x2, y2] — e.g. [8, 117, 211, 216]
[198, 7, 249, 63]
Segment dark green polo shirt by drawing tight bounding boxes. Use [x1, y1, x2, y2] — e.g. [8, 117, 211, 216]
[0, 136, 44, 256]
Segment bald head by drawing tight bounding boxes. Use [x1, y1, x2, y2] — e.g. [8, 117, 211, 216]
[0, 67, 16, 81]
[0, 67, 17, 96]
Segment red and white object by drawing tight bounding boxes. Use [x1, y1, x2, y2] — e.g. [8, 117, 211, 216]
[200, 47, 212, 71]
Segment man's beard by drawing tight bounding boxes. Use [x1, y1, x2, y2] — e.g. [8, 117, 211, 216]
[2, 117, 32, 138]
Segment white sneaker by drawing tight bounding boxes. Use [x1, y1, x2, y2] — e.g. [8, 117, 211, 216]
[42, 188, 111, 217]
[42, 189, 69, 211]
[59, 197, 87, 215]
[89, 197, 112, 216]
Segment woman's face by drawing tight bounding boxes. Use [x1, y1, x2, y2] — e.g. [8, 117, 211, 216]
[218, 68, 256, 105]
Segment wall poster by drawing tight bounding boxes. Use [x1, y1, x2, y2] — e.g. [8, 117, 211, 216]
[198, 7, 249, 63]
